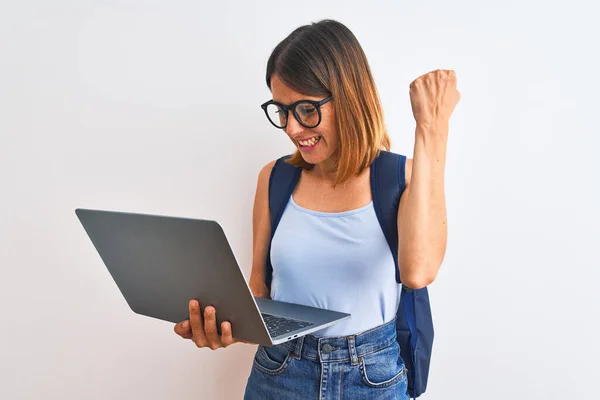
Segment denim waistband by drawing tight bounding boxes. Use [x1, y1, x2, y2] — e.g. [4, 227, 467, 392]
[281, 318, 397, 364]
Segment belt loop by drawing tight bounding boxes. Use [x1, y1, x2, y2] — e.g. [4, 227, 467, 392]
[348, 335, 359, 366]
[293, 336, 304, 360]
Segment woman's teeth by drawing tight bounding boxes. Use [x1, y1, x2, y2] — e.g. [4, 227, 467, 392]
[298, 136, 321, 147]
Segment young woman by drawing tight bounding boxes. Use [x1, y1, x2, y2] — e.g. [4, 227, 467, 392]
[174, 19, 459, 399]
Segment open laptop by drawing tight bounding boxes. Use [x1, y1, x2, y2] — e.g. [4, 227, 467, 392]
[75, 208, 350, 346]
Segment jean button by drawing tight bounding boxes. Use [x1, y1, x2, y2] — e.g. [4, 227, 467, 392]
[322, 344, 333, 354]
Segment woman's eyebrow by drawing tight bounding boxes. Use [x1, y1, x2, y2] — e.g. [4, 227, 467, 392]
[271, 98, 309, 106]
[271, 98, 292, 106]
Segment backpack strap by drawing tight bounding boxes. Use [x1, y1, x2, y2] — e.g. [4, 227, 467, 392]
[369, 150, 406, 284]
[370, 151, 428, 399]
[265, 155, 301, 291]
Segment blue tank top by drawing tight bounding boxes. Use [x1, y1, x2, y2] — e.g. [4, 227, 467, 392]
[270, 195, 401, 337]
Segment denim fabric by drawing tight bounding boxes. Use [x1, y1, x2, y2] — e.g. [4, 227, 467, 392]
[244, 318, 409, 400]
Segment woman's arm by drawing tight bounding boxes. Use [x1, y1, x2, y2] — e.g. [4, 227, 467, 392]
[398, 132, 448, 289]
[248, 160, 276, 298]
[397, 69, 460, 289]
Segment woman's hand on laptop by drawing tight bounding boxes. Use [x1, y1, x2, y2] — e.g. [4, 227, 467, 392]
[173, 299, 254, 348]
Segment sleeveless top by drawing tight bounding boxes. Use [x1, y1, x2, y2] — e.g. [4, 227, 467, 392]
[269, 195, 401, 337]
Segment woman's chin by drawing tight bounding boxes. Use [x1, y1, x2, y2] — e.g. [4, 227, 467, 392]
[299, 151, 333, 168]
[296, 141, 334, 167]
[298, 150, 321, 164]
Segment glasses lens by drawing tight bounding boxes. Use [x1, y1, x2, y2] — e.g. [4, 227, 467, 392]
[295, 102, 320, 128]
[266, 103, 286, 128]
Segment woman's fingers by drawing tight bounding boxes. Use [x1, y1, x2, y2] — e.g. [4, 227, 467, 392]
[174, 320, 193, 339]
[220, 321, 235, 347]
[203, 306, 223, 350]
[189, 300, 208, 347]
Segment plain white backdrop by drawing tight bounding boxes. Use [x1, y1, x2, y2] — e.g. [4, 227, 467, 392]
[1, 1, 598, 399]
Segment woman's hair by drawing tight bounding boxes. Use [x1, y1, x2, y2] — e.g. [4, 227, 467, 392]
[266, 19, 390, 185]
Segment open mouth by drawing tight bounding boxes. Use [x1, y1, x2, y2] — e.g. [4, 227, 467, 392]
[298, 136, 322, 148]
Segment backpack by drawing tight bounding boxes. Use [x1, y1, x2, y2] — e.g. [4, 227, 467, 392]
[264, 150, 435, 399]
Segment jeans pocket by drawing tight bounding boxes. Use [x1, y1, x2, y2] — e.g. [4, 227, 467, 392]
[359, 341, 407, 389]
[253, 344, 294, 376]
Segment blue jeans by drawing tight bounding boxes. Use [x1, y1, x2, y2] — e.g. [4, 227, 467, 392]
[244, 318, 409, 400]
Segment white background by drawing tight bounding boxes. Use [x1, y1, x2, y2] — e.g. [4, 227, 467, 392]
[1, 1, 598, 399]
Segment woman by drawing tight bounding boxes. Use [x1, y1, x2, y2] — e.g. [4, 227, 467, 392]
[174, 19, 459, 399]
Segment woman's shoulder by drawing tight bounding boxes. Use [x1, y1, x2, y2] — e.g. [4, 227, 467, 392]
[255, 159, 278, 192]
[259, 159, 277, 176]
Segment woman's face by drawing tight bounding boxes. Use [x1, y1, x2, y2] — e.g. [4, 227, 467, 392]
[270, 75, 337, 168]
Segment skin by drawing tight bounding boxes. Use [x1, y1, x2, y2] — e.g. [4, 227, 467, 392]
[399, 69, 460, 287]
[174, 69, 460, 349]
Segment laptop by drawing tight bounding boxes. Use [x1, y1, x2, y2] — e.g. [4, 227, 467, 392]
[75, 208, 350, 346]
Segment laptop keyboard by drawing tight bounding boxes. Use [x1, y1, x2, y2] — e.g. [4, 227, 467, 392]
[261, 313, 315, 338]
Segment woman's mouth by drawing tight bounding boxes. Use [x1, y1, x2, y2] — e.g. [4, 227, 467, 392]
[297, 135, 322, 150]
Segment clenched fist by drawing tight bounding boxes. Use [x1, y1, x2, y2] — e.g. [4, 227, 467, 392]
[409, 69, 460, 132]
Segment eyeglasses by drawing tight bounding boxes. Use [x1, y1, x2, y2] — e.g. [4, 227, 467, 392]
[260, 96, 333, 129]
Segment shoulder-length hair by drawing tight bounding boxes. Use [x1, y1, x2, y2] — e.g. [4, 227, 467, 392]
[265, 19, 390, 185]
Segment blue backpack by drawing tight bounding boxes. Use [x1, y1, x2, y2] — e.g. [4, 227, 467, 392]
[264, 150, 434, 398]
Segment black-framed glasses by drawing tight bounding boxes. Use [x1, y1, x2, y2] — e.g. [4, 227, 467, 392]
[260, 96, 333, 129]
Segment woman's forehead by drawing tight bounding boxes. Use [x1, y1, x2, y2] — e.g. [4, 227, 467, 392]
[270, 75, 322, 104]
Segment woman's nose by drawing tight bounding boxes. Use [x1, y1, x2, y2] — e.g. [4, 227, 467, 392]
[284, 113, 305, 138]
